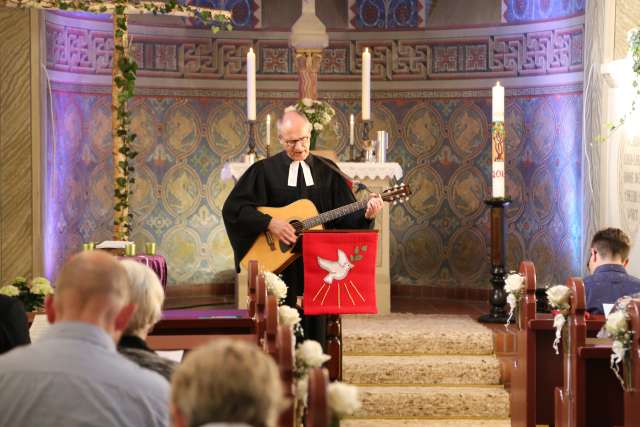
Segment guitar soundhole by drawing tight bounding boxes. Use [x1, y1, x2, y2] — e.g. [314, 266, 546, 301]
[278, 220, 304, 253]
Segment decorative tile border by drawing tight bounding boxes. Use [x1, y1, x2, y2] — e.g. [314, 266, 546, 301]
[45, 16, 584, 81]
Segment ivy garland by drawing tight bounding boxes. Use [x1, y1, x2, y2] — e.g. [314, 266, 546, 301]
[7, 0, 232, 239]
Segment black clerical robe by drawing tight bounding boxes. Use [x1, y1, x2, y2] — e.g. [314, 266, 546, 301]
[222, 152, 371, 343]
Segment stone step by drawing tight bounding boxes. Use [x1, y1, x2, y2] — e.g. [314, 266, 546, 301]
[343, 355, 501, 385]
[343, 314, 494, 355]
[355, 386, 510, 419]
[342, 419, 511, 427]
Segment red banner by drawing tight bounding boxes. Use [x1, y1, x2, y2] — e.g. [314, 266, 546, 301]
[302, 230, 378, 315]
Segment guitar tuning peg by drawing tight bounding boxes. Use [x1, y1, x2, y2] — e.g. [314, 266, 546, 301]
[405, 197, 410, 202]
[393, 200, 398, 206]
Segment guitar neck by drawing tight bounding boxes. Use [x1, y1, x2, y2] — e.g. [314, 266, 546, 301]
[301, 199, 369, 230]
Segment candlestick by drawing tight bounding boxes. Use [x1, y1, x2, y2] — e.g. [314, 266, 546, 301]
[491, 82, 505, 198]
[247, 47, 256, 121]
[247, 120, 256, 157]
[266, 114, 271, 157]
[492, 81, 504, 122]
[361, 48, 371, 121]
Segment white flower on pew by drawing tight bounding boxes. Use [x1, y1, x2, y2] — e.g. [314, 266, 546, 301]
[606, 310, 628, 336]
[263, 272, 288, 304]
[603, 304, 633, 391]
[546, 284, 571, 354]
[504, 272, 524, 326]
[278, 305, 301, 328]
[295, 340, 331, 369]
[328, 381, 361, 418]
[0, 284, 19, 297]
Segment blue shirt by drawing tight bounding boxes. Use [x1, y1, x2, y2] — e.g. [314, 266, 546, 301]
[0, 321, 169, 427]
[584, 264, 640, 314]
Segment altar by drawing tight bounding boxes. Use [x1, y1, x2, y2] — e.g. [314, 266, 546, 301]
[221, 160, 403, 315]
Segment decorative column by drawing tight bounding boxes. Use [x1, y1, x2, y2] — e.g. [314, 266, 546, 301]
[289, 0, 328, 101]
[295, 49, 323, 100]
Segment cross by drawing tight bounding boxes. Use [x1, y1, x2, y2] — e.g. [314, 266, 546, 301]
[4, 1, 232, 240]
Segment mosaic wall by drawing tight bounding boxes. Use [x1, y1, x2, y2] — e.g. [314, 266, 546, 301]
[348, 0, 429, 29]
[44, 89, 583, 288]
[502, 0, 585, 23]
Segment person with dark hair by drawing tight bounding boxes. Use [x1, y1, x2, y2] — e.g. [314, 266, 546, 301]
[0, 294, 30, 354]
[585, 227, 640, 314]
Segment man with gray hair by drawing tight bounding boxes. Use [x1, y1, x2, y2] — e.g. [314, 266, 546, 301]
[223, 110, 383, 345]
[0, 251, 169, 427]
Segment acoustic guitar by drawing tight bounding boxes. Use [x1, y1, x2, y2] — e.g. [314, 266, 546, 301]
[240, 184, 412, 273]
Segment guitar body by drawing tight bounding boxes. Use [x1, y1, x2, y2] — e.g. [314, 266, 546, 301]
[240, 199, 323, 273]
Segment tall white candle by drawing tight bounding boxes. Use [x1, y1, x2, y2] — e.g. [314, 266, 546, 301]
[492, 81, 505, 198]
[361, 48, 371, 121]
[349, 114, 354, 145]
[266, 114, 271, 146]
[247, 47, 256, 121]
[492, 81, 504, 122]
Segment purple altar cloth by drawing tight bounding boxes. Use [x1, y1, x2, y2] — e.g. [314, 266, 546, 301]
[162, 309, 248, 320]
[119, 254, 167, 289]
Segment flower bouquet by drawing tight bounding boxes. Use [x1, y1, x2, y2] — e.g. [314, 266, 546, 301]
[601, 300, 634, 390]
[328, 381, 362, 427]
[0, 276, 53, 312]
[285, 98, 336, 150]
[504, 272, 525, 327]
[264, 271, 288, 304]
[546, 284, 571, 354]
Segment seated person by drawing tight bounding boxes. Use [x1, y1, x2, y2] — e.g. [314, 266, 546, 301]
[585, 227, 640, 314]
[0, 251, 169, 427]
[118, 260, 176, 381]
[0, 294, 30, 354]
[170, 339, 284, 427]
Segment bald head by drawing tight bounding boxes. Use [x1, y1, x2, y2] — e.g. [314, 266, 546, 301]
[53, 251, 130, 323]
[278, 111, 312, 161]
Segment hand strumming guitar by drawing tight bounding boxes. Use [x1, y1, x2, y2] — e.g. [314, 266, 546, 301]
[268, 217, 298, 245]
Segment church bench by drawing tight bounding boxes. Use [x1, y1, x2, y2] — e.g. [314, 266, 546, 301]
[307, 367, 330, 427]
[148, 262, 266, 352]
[553, 277, 624, 427]
[510, 261, 605, 427]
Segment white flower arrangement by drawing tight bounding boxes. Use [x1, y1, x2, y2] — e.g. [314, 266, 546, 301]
[263, 272, 288, 304]
[602, 302, 634, 390]
[0, 276, 53, 311]
[278, 305, 304, 338]
[546, 284, 571, 354]
[285, 98, 336, 150]
[295, 340, 331, 371]
[0, 284, 20, 297]
[327, 381, 362, 419]
[504, 272, 525, 326]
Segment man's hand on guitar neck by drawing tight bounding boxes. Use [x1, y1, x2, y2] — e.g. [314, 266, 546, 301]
[267, 218, 298, 245]
[364, 193, 384, 220]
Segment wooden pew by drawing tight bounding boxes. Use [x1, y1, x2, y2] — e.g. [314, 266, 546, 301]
[147, 263, 267, 352]
[554, 277, 623, 427]
[248, 260, 259, 318]
[624, 300, 640, 424]
[510, 261, 605, 427]
[265, 294, 279, 359]
[307, 367, 329, 427]
[277, 324, 295, 427]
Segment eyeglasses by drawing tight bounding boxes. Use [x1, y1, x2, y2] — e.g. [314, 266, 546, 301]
[282, 136, 310, 147]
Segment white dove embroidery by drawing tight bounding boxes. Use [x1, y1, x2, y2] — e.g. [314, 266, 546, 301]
[317, 249, 354, 284]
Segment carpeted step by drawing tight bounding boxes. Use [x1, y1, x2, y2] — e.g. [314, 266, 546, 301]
[343, 355, 501, 385]
[343, 314, 494, 355]
[342, 419, 511, 427]
[355, 386, 510, 419]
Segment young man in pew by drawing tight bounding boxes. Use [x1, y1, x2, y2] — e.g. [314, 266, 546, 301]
[585, 227, 640, 314]
[222, 110, 383, 345]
